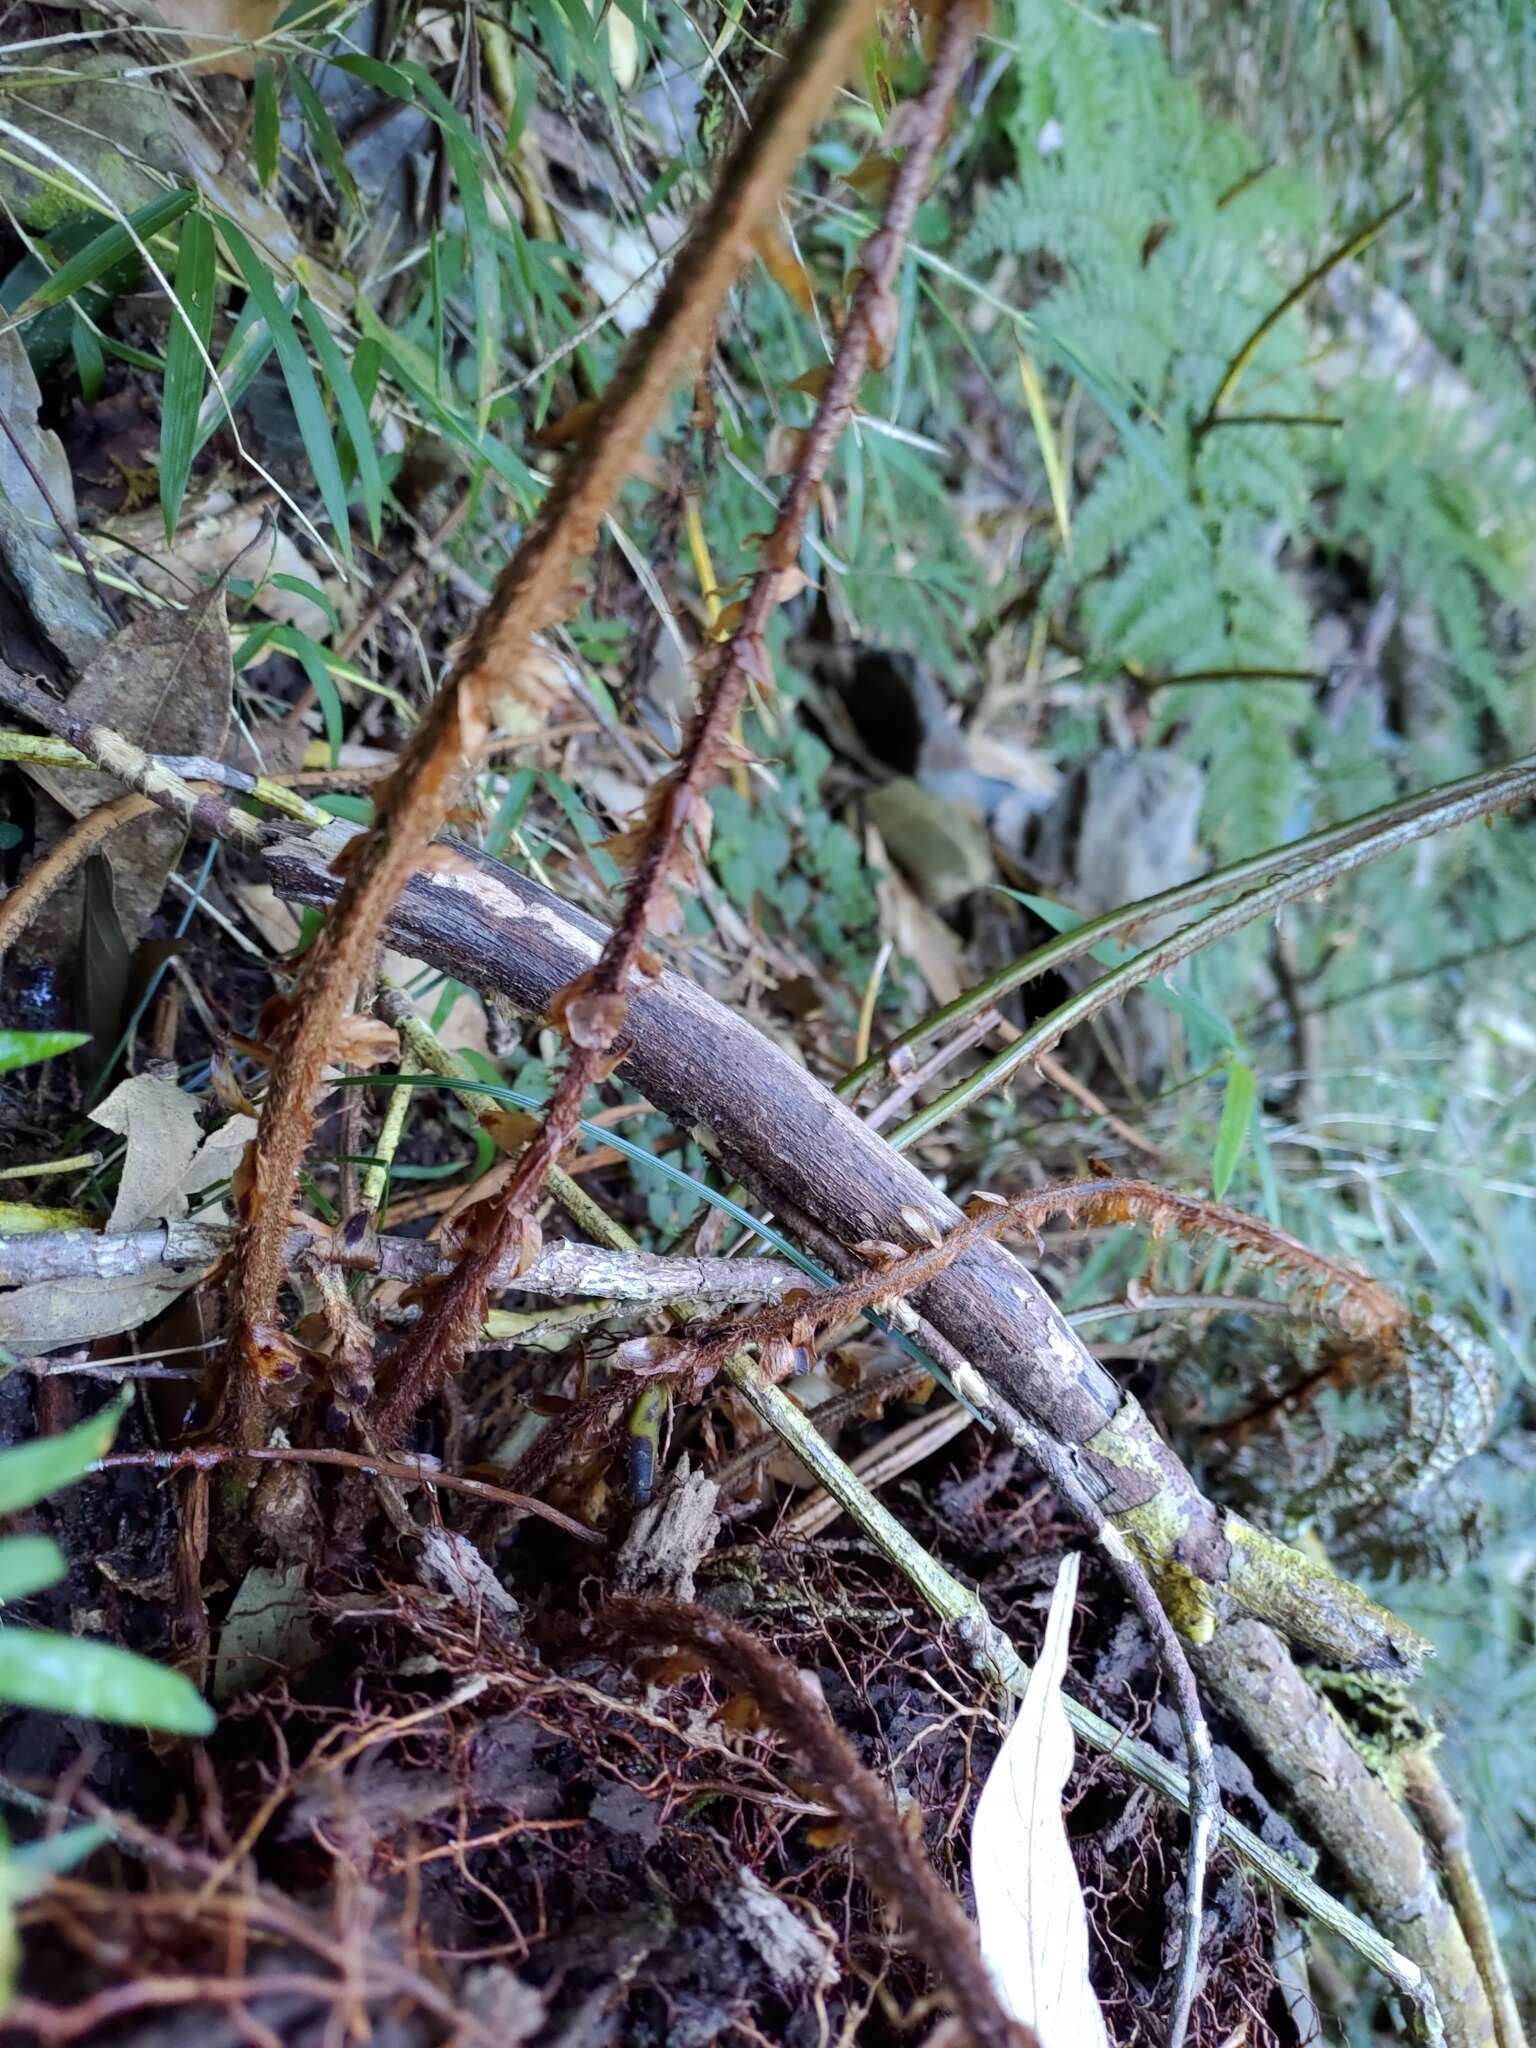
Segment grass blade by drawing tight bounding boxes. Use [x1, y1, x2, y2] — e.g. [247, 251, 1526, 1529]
[405, 64, 504, 429]
[289, 66, 359, 212]
[221, 220, 352, 560]
[298, 295, 383, 543]
[18, 188, 194, 317]
[1211, 1057, 1257, 1198]
[159, 210, 215, 540]
[253, 58, 281, 191]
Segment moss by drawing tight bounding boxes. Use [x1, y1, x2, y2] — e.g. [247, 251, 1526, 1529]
[1225, 1514, 1433, 1675]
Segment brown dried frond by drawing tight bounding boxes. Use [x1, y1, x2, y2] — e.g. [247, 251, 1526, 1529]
[661, 1177, 1406, 1393]
[227, 0, 889, 1439]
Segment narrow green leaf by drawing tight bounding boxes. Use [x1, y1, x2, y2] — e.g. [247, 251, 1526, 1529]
[1212, 1057, 1257, 1198]
[298, 296, 383, 543]
[270, 572, 338, 630]
[0, 1392, 129, 1516]
[0, 1029, 88, 1077]
[192, 284, 278, 460]
[288, 67, 359, 211]
[7, 1820, 112, 1891]
[69, 311, 103, 400]
[221, 221, 352, 558]
[332, 51, 416, 99]
[0, 1537, 67, 1604]
[354, 298, 539, 501]
[19, 189, 195, 316]
[160, 210, 216, 541]
[267, 624, 344, 764]
[253, 58, 281, 191]
[0, 1626, 215, 1734]
[401, 64, 504, 427]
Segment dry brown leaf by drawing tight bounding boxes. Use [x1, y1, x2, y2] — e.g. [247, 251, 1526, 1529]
[752, 223, 817, 316]
[28, 587, 234, 951]
[232, 882, 304, 956]
[0, 330, 75, 537]
[103, 496, 338, 639]
[49, 0, 280, 74]
[380, 950, 491, 1060]
[0, 1271, 201, 1352]
[331, 1016, 401, 1070]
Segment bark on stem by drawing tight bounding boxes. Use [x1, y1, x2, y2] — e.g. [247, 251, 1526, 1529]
[264, 820, 1424, 1675]
[1196, 1619, 1493, 2048]
[0, 1223, 795, 1306]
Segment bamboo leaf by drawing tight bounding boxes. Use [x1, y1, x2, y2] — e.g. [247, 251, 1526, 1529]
[297, 296, 383, 543]
[221, 221, 352, 558]
[0, 1029, 88, 1076]
[1211, 1056, 1257, 1199]
[401, 62, 505, 428]
[0, 1536, 67, 1604]
[288, 66, 359, 211]
[160, 210, 216, 540]
[0, 1392, 130, 1517]
[253, 58, 281, 191]
[17, 189, 194, 317]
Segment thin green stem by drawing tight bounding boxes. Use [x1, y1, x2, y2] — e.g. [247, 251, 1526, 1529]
[885, 753, 1536, 1151]
[838, 750, 1536, 1103]
[1197, 192, 1411, 431]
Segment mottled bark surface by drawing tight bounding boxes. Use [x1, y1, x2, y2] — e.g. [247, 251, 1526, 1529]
[265, 823, 1422, 1670]
[1197, 1619, 1495, 2048]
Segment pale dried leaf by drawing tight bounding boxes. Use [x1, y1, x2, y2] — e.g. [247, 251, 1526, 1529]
[0, 330, 75, 537]
[142, 0, 280, 75]
[92, 1073, 203, 1231]
[30, 588, 234, 951]
[214, 1565, 319, 1704]
[899, 1204, 944, 1249]
[92, 1074, 255, 1230]
[232, 882, 304, 955]
[331, 1015, 401, 1070]
[970, 1551, 1110, 2048]
[104, 496, 337, 638]
[0, 1271, 198, 1351]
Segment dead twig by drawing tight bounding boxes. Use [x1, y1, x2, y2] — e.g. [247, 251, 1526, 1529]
[0, 660, 261, 846]
[92, 1442, 604, 1545]
[0, 1218, 795, 1307]
[229, 0, 887, 1434]
[369, 0, 988, 1443]
[0, 791, 159, 955]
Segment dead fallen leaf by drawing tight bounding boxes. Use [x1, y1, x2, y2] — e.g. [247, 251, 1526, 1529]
[752, 223, 817, 316]
[139, 0, 280, 76]
[103, 494, 338, 639]
[91, 1070, 256, 1230]
[27, 587, 234, 954]
[231, 881, 305, 956]
[0, 1271, 201, 1352]
[0, 330, 76, 538]
[381, 950, 490, 1060]
[213, 1563, 319, 1703]
[970, 1551, 1110, 2048]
